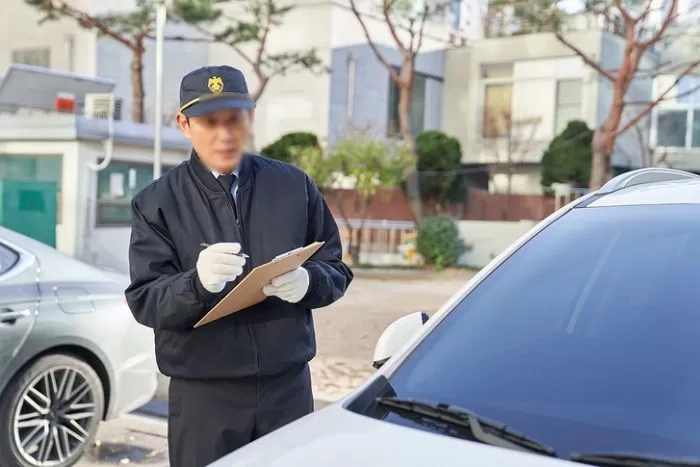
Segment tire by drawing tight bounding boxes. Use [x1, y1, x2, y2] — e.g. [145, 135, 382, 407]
[0, 353, 105, 467]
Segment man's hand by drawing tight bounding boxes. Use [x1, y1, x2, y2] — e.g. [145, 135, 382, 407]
[196, 243, 246, 294]
[263, 267, 310, 304]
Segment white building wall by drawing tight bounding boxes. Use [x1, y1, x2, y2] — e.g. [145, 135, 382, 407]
[207, 0, 334, 148]
[0, 0, 97, 75]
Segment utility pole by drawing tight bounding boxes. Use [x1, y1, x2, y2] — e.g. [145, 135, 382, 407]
[153, 0, 168, 179]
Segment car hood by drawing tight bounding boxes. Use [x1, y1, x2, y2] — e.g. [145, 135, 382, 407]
[208, 403, 578, 467]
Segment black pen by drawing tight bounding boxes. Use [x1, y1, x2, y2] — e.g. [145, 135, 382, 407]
[200, 243, 249, 258]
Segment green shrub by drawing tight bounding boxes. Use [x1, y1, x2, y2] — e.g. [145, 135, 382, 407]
[261, 132, 320, 163]
[416, 215, 468, 270]
[415, 130, 464, 206]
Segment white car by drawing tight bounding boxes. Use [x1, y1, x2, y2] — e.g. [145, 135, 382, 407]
[210, 168, 700, 467]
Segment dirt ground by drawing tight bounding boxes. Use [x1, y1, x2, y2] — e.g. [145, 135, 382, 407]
[315, 268, 474, 362]
[309, 268, 475, 397]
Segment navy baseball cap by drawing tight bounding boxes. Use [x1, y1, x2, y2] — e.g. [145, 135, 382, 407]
[178, 65, 256, 117]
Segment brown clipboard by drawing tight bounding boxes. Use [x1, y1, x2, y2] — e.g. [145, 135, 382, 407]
[193, 241, 325, 328]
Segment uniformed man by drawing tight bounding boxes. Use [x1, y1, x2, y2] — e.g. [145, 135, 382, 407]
[125, 65, 353, 467]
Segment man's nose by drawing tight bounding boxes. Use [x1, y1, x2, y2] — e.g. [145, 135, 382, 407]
[215, 123, 236, 141]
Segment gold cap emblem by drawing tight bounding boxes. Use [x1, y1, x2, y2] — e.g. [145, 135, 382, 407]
[208, 76, 224, 94]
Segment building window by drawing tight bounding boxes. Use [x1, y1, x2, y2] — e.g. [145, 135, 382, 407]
[656, 109, 688, 148]
[481, 63, 514, 138]
[554, 79, 583, 134]
[0, 155, 62, 224]
[11, 48, 50, 68]
[0, 243, 19, 275]
[482, 84, 513, 137]
[388, 72, 427, 137]
[96, 161, 177, 226]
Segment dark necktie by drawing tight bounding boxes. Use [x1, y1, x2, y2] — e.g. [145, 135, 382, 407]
[217, 174, 238, 221]
[217, 174, 238, 201]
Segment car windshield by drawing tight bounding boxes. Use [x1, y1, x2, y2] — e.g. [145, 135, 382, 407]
[374, 204, 700, 459]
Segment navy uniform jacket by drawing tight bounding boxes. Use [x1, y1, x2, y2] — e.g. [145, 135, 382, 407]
[125, 151, 353, 379]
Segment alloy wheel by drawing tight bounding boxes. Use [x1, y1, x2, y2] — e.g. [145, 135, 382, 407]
[12, 366, 98, 467]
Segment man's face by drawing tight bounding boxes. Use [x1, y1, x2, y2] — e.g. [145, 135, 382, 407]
[177, 108, 252, 173]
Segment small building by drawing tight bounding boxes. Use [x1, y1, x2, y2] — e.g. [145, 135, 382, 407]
[0, 66, 189, 273]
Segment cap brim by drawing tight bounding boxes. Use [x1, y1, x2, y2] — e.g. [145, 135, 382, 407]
[182, 96, 256, 117]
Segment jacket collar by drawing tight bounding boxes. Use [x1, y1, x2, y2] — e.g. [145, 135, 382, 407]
[188, 150, 254, 194]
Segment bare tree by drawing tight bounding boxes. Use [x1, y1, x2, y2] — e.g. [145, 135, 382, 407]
[483, 111, 541, 220]
[174, 0, 325, 103]
[554, 0, 700, 188]
[348, 0, 451, 226]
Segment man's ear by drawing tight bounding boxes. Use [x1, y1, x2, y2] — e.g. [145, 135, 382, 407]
[176, 112, 191, 139]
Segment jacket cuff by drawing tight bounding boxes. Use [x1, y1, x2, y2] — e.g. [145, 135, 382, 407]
[192, 270, 219, 307]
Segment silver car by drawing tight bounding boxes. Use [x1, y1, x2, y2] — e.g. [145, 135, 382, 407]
[0, 226, 158, 467]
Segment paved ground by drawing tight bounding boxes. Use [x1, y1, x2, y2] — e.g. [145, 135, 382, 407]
[76, 269, 474, 466]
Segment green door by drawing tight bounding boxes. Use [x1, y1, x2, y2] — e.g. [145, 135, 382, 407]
[0, 179, 58, 247]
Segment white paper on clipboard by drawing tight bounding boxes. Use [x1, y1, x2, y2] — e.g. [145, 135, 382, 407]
[273, 247, 304, 261]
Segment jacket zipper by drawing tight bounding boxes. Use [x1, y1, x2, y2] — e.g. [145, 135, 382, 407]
[229, 189, 259, 374]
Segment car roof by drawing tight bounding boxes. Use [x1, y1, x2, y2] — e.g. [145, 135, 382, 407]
[574, 168, 700, 208]
[587, 178, 700, 207]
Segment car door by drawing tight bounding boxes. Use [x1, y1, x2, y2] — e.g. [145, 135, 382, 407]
[0, 239, 38, 375]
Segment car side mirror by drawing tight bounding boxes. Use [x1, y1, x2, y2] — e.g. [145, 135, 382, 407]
[372, 311, 429, 370]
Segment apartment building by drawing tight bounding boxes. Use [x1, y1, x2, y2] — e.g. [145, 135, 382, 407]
[442, 28, 653, 195]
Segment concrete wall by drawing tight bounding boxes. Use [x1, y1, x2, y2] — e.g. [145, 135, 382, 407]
[327, 44, 445, 145]
[457, 219, 537, 268]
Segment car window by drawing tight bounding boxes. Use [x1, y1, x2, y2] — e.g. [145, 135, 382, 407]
[0, 242, 19, 276]
[372, 204, 700, 458]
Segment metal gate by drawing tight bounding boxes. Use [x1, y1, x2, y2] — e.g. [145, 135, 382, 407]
[0, 179, 58, 247]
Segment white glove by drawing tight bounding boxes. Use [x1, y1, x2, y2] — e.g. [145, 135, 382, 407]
[263, 267, 310, 304]
[196, 242, 246, 294]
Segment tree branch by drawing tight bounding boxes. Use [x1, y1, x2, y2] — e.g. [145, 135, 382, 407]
[554, 32, 617, 81]
[414, 4, 429, 54]
[349, 0, 399, 82]
[382, 0, 408, 55]
[636, 0, 679, 51]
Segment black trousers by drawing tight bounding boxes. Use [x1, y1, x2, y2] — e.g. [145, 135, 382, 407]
[167, 363, 314, 467]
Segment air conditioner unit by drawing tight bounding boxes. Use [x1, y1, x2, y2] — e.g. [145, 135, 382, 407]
[84, 93, 115, 119]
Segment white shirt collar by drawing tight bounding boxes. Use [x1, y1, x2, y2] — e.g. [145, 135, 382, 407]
[211, 168, 239, 178]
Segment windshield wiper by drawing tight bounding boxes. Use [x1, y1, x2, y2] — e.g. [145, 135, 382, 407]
[375, 396, 556, 457]
[570, 452, 700, 466]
